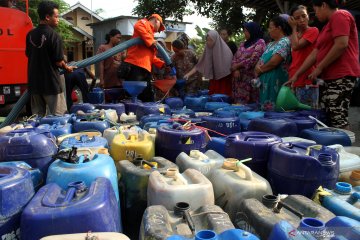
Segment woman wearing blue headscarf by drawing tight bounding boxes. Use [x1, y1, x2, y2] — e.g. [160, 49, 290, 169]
[231, 22, 266, 104]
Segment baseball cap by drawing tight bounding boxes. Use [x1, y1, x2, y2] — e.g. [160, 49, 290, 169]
[150, 14, 166, 32]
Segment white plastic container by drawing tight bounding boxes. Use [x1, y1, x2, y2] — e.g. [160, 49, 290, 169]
[328, 145, 360, 173]
[147, 168, 214, 210]
[120, 112, 137, 123]
[176, 150, 225, 177]
[345, 146, 360, 156]
[209, 159, 273, 221]
[40, 232, 130, 240]
[281, 137, 316, 144]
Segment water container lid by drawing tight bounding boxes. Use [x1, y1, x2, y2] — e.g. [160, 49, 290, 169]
[334, 182, 352, 194]
[195, 230, 217, 240]
[299, 218, 325, 231]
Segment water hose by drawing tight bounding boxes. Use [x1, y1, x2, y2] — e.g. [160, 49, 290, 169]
[0, 37, 172, 128]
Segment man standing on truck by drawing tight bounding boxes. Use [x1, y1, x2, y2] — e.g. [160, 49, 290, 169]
[26, 0, 75, 116]
[119, 14, 167, 102]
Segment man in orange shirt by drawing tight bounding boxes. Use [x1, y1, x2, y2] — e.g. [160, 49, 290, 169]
[120, 14, 166, 101]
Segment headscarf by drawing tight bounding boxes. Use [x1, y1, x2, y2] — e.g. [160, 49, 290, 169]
[243, 22, 263, 48]
[195, 30, 233, 80]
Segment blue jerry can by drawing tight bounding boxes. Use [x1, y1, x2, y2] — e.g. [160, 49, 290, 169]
[21, 178, 121, 240]
[0, 166, 34, 239]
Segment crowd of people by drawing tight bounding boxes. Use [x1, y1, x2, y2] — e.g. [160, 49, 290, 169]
[25, 0, 359, 130]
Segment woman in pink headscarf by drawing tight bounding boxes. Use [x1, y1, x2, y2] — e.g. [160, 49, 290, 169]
[184, 30, 233, 95]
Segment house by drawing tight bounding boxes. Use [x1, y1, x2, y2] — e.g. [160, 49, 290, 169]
[89, 15, 191, 54]
[61, 2, 103, 62]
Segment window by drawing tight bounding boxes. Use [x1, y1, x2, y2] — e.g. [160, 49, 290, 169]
[81, 16, 90, 20]
[65, 16, 73, 21]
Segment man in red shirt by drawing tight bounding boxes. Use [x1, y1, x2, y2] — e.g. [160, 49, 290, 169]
[120, 14, 166, 102]
[288, 0, 360, 129]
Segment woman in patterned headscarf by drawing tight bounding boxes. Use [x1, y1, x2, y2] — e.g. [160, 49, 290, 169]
[231, 22, 266, 104]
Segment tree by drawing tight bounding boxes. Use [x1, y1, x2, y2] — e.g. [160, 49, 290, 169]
[17, 0, 79, 45]
[133, 0, 281, 34]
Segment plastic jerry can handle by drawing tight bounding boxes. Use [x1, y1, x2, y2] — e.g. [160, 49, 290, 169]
[274, 201, 304, 219]
[236, 162, 253, 181]
[278, 143, 298, 154]
[42, 181, 87, 207]
[223, 159, 253, 181]
[76, 148, 94, 158]
[244, 135, 272, 141]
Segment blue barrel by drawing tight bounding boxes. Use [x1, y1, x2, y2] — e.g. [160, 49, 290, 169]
[143, 120, 173, 131]
[121, 99, 143, 114]
[21, 178, 121, 240]
[47, 154, 119, 202]
[88, 87, 105, 104]
[95, 103, 126, 116]
[69, 103, 95, 113]
[139, 114, 171, 128]
[176, 117, 203, 125]
[39, 114, 73, 125]
[239, 111, 265, 120]
[264, 111, 299, 118]
[0, 166, 34, 239]
[184, 96, 208, 111]
[0, 129, 57, 175]
[239, 111, 264, 131]
[215, 105, 253, 116]
[287, 116, 317, 136]
[201, 116, 241, 137]
[268, 142, 340, 197]
[171, 108, 196, 118]
[206, 137, 226, 156]
[325, 216, 360, 239]
[37, 123, 72, 138]
[165, 97, 184, 109]
[298, 109, 327, 124]
[300, 128, 352, 146]
[198, 89, 209, 96]
[73, 118, 110, 134]
[59, 135, 108, 150]
[168, 229, 259, 240]
[136, 102, 171, 120]
[225, 132, 282, 177]
[248, 118, 298, 137]
[213, 109, 237, 118]
[155, 124, 207, 162]
[204, 102, 230, 112]
[210, 94, 231, 103]
[0, 162, 43, 190]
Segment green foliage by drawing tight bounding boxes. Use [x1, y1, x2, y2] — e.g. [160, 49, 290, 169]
[189, 25, 209, 56]
[132, 0, 193, 21]
[18, 0, 78, 46]
[189, 25, 245, 57]
[134, 0, 274, 34]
